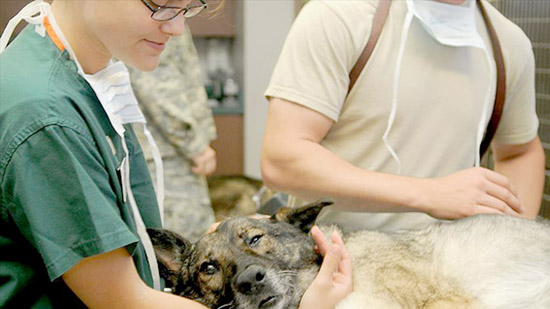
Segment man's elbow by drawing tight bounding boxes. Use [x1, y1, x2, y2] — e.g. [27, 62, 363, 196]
[260, 153, 286, 192]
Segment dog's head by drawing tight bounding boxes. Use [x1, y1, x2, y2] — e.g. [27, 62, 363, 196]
[148, 199, 333, 309]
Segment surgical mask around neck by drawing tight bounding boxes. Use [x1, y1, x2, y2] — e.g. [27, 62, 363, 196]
[383, 0, 495, 174]
[84, 62, 165, 210]
[406, 0, 486, 49]
[84, 61, 145, 135]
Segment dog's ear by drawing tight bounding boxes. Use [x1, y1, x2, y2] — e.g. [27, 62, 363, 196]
[147, 228, 192, 287]
[271, 198, 334, 233]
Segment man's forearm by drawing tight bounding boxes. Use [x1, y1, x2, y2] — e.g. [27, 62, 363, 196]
[262, 138, 524, 220]
[261, 138, 423, 213]
[493, 137, 545, 218]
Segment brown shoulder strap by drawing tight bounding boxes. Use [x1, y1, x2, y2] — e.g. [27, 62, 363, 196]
[348, 0, 391, 94]
[478, 0, 506, 158]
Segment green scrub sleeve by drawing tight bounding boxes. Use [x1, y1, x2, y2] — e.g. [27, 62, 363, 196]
[1, 124, 139, 281]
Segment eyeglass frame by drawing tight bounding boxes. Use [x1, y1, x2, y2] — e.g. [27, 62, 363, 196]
[141, 0, 208, 21]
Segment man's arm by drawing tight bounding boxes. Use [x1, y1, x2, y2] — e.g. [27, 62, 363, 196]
[62, 248, 208, 308]
[492, 136, 545, 218]
[261, 98, 523, 219]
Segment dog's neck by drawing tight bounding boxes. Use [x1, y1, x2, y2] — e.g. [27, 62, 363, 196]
[293, 264, 322, 307]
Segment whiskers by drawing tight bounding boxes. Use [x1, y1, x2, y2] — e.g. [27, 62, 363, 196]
[276, 269, 297, 293]
[278, 270, 298, 277]
[217, 301, 235, 309]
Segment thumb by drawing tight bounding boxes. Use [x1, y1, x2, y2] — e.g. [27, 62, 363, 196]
[317, 235, 342, 280]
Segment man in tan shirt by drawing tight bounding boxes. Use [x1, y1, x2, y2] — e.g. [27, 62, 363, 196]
[262, 0, 544, 232]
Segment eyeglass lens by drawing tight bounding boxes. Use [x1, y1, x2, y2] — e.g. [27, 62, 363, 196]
[152, 0, 206, 21]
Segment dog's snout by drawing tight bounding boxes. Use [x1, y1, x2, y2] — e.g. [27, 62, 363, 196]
[235, 264, 266, 295]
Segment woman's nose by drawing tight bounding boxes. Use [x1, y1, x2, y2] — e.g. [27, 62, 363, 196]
[160, 14, 186, 37]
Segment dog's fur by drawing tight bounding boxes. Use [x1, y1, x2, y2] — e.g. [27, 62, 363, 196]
[148, 200, 550, 308]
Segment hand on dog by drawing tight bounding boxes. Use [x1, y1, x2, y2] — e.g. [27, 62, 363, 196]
[421, 167, 525, 219]
[191, 146, 217, 176]
[299, 226, 353, 309]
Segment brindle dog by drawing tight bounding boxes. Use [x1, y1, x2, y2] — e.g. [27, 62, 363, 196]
[148, 200, 550, 308]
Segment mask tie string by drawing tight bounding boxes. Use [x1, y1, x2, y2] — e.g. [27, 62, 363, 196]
[142, 124, 165, 225]
[383, 11, 414, 175]
[0, 0, 48, 53]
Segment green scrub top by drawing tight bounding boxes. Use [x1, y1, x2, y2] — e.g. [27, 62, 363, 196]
[0, 26, 163, 307]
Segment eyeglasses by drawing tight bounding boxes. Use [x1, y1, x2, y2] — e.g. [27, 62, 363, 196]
[141, 0, 208, 21]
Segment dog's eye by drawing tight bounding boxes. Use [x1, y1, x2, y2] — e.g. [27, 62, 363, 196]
[248, 234, 263, 246]
[200, 262, 218, 275]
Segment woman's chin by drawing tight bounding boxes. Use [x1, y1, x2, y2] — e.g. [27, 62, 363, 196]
[126, 56, 160, 72]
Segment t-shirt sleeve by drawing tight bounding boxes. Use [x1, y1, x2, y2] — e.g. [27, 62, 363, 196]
[2, 124, 138, 281]
[265, 1, 373, 121]
[493, 19, 539, 144]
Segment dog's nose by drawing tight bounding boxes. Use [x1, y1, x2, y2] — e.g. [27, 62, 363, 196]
[235, 264, 266, 295]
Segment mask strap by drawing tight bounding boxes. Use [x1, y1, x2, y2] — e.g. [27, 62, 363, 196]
[0, 0, 48, 53]
[121, 138, 161, 290]
[383, 11, 414, 175]
[142, 125, 165, 225]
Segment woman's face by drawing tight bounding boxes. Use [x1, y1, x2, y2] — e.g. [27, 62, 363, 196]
[81, 0, 190, 71]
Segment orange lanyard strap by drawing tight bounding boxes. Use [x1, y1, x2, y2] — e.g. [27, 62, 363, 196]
[43, 16, 65, 52]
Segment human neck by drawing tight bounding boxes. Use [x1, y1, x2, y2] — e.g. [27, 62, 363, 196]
[50, 2, 111, 74]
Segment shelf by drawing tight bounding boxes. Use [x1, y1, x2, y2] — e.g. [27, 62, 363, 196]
[211, 114, 243, 175]
[212, 105, 243, 115]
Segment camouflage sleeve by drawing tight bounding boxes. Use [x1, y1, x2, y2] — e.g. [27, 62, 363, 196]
[130, 24, 217, 159]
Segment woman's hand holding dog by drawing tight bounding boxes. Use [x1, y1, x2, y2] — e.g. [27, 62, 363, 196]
[299, 226, 353, 309]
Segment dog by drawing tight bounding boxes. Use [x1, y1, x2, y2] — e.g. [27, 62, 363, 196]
[148, 200, 550, 308]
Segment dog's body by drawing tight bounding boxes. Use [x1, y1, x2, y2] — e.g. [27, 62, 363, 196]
[149, 200, 550, 308]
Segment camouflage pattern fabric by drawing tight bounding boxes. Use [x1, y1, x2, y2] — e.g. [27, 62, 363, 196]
[129, 25, 217, 242]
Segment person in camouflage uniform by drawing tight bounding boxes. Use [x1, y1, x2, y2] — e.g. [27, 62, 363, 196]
[129, 24, 217, 242]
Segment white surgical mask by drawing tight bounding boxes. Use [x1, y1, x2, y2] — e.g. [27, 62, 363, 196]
[406, 0, 486, 49]
[384, 0, 494, 174]
[1, 0, 163, 290]
[84, 61, 166, 226]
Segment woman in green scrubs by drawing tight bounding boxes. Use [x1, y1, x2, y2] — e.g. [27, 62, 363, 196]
[0, 0, 351, 307]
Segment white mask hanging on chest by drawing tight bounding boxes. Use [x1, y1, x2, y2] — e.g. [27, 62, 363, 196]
[84, 61, 165, 218]
[384, 0, 495, 174]
[406, 0, 486, 49]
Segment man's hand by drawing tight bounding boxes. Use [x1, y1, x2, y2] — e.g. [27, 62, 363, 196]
[421, 167, 524, 219]
[191, 146, 216, 175]
[299, 226, 352, 309]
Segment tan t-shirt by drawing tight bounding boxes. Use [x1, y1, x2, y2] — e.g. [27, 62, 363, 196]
[265, 0, 538, 232]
